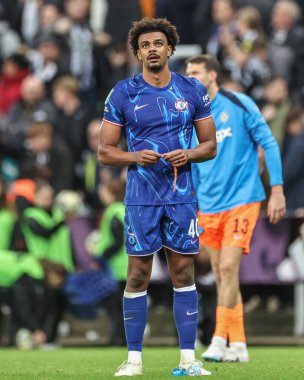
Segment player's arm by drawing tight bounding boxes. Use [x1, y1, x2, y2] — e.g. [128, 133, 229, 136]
[98, 120, 162, 167]
[245, 98, 286, 224]
[163, 116, 216, 167]
[190, 116, 217, 162]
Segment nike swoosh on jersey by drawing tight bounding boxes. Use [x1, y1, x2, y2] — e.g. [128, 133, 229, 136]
[124, 317, 134, 320]
[186, 311, 198, 316]
[134, 104, 149, 111]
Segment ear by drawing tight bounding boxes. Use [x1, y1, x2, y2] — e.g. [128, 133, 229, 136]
[137, 50, 142, 62]
[167, 45, 173, 58]
[209, 71, 217, 82]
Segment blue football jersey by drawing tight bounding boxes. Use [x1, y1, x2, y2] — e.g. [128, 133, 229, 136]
[103, 72, 212, 205]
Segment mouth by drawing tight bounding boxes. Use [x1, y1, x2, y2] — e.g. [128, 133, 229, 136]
[148, 55, 160, 63]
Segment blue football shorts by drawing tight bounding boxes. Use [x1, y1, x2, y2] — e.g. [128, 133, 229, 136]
[124, 203, 199, 256]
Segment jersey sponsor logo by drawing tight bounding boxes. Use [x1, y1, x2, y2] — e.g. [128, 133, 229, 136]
[216, 127, 232, 143]
[175, 99, 188, 112]
[220, 112, 229, 122]
[134, 104, 149, 111]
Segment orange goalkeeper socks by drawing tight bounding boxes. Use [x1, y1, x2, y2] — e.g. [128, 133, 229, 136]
[213, 306, 233, 340]
[228, 303, 246, 343]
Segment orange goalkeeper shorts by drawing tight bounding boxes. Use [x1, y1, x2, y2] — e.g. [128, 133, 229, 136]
[198, 202, 261, 254]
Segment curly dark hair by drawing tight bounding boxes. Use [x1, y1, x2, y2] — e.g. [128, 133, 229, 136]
[128, 17, 180, 57]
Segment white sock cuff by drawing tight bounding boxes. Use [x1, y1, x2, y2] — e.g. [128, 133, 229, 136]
[128, 350, 142, 364]
[180, 349, 195, 365]
[124, 290, 147, 299]
[173, 284, 196, 292]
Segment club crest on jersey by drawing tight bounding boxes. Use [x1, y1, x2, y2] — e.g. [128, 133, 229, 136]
[175, 99, 188, 112]
[220, 112, 229, 123]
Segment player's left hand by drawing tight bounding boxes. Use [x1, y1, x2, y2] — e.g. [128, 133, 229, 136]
[267, 186, 286, 224]
[163, 149, 188, 167]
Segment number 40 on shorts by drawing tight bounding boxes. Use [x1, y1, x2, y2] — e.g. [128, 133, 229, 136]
[188, 218, 199, 238]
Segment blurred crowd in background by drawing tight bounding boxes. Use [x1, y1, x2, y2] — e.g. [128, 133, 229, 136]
[0, 0, 304, 349]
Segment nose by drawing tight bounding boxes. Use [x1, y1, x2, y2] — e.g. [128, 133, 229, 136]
[148, 45, 157, 52]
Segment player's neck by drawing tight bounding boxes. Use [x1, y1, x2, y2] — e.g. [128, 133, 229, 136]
[142, 66, 172, 88]
[208, 84, 219, 100]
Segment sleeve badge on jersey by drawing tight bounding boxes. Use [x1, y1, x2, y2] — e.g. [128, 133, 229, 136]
[220, 112, 229, 123]
[202, 94, 210, 106]
[175, 99, 188, 112]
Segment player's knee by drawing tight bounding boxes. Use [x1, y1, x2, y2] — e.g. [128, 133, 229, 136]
[219, 260, 237, 278]
[172, 268, 194, 288]
[127, 268, 150, 291]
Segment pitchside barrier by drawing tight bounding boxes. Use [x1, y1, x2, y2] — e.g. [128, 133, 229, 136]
[239, 212, 304, 336]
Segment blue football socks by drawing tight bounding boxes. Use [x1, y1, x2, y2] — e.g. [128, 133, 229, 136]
[123, 290, 148, 352]
[173, 285, 198, 350]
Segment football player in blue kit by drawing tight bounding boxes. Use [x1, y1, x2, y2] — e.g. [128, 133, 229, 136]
[98, 18, 216, 377]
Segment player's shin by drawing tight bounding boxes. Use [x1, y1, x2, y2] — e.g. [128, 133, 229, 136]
[123, 290, 148, 364]
[173, 284, 198, 365]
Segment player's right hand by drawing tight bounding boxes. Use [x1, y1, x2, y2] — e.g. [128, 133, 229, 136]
[135, 149, 163, 166]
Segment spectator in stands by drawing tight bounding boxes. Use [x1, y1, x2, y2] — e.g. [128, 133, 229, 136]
[75, 118, 116, 211]
[282, 108, 304, 211]
[206, 0, 237, 60]
[54, 0, 95, 101]
[241, 35, 271, 104]
[0, 53, 30, 116]
[0, 2, 21, 63]
[33, 1, 63, 46]
[2, 75, 56, 161]
[52, 76, 90, 161]
[268, 0, 304, 104]
[218, 6, 267, 85]
[28, 32, 70, 96]
[21, 179, 74, 272]
[261, 77, 291, 151]
[235, 0, 276, 34]
[21, 121, 74, 193]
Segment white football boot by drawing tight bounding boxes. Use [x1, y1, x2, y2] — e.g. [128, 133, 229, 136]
[202, 336, 227, 362]
[114, 360, 143, 376]
[180, 359, 212, 376]
[224, 344, 249, 362]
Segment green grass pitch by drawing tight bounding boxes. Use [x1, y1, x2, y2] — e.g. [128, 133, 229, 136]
[0, 346, 303, 379]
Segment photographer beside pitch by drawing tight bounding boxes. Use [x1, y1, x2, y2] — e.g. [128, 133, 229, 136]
[186, 55, 286, 362]
[98, 18, 216, 377]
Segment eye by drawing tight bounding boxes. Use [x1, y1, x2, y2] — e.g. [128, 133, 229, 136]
[155, 41, 163, 47]
[142, 42, 149, 49]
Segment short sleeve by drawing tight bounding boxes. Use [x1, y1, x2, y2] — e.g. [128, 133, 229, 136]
[102, 84, 125, 126]
[192, 80, 212, 122]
